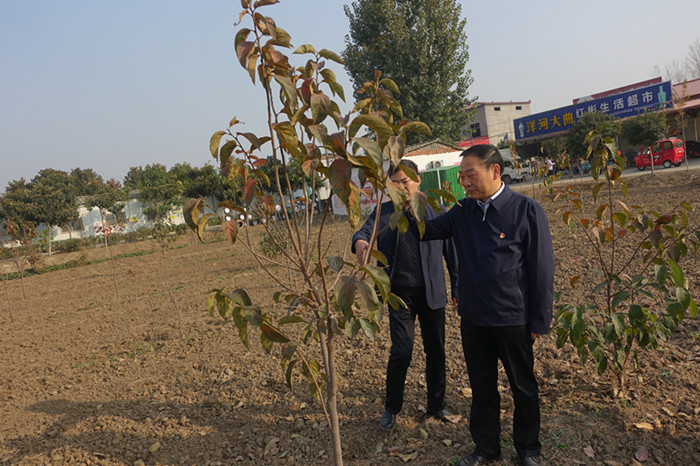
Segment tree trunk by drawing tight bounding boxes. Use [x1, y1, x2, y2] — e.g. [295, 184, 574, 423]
[322, 324, 343, 465]
[649, 146, 655, 175]
[100, 209, 108, 248]
[47, 224, 53, 256]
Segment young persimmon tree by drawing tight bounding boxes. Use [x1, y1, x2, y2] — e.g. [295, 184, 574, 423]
[552, 130, 700, 397]
[184, 2, 440, 464]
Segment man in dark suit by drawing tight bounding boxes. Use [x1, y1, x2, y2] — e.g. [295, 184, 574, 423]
[352, 159, 459, 431]
[422, 144, 555, 466]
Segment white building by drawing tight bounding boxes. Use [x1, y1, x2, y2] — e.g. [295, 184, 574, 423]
[461, 101, 531, 146]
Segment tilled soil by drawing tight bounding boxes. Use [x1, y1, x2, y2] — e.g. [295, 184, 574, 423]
[1, 169, 699, 465]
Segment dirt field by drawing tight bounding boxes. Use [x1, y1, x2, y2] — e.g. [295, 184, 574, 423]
[1, 169, 699, 465]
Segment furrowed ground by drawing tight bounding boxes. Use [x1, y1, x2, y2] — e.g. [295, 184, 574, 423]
[1, 169, 699, 465]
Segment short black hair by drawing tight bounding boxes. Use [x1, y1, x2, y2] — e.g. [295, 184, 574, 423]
[387, 159, 419, 178]
[460, 144, 503, 173]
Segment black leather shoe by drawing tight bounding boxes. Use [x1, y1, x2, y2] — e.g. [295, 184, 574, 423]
[425, 407, 454, 422]
[521, 455, 542, 465]
[456, 452, 501, 466]
[378, 410, 396, 431]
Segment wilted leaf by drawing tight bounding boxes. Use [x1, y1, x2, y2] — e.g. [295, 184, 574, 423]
[634, 422, 654, 431]
[583, 445, 595, 458]
[261, 323, 289, 343]
[148, 441, 161, 454]
[419, 428, 428, 439]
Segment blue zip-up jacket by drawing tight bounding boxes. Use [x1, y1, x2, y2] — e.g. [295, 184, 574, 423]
[423, 184, 555, 334]
[352, 202, 459, 310]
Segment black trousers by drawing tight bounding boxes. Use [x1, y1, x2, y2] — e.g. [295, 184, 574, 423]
[460, 320, 541, 460]
[385, 289, 446, 415]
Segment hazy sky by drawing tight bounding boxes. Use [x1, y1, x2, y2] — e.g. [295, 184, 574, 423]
[2, 0, 699, 192]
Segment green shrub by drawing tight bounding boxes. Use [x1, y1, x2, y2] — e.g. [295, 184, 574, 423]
[54, 238, 83, 253]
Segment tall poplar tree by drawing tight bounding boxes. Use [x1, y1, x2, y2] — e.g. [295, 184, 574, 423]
[343, 0, 474, 143]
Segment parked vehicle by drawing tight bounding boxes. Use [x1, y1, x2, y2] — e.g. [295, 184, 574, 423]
[686, 140, 700, 159]
[498, 149, 531, 184]
[571, 158, 591, 175]
[634, 138, 685, 170]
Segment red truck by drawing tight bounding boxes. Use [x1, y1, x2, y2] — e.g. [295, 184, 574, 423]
[635, 138, 685, 170]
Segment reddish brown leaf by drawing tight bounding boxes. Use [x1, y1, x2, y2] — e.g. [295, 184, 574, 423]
[223, 219, 238, 244]
[243, 179, 256, 206]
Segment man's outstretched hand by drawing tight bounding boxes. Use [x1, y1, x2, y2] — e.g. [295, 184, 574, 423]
[354, 239, 369, 266]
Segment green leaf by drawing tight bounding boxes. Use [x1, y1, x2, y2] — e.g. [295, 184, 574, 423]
[676, 287, 691, 308]
[357, 280, 380, 313]
[611, 313, 626, 338]
[279, 316, 306, 325]
[628, 304, 645, 327]
[611, 290, 630, 310]
[352, 137, 383, 170]
[327, 256, 344, 273]
[384, 135, 405, 168]
[668, 260, 685, 287]
[285, 359, 296, 389]
[293, 44, 316, 54]
[196, 213, 211, 242]
[688, 299, 698, 318]
[370, 249, 388, 267]
[348, 183, 362, 228]
[219, 140, 237, 168]
[210, 130, 226, 157]
[215, 293, 233, 319]
[398, 121, 432, 137]
[379, 77, 400, 94]
[571, 307, 585, 346]
[319, 48, 344, 65]
[410, 192, 427, 223]
[349, 114, 393, 142]
[310, 93, 331, 124]
[397, 215, 409, 233]
[273, 75, 298, 110]
[183, 198, 202, 230]
[273, 122, 300, 156]
[242, 305, 262, 326]
[358, 317, 378, 338]
[387, 292, 405, 311]
[232, 306, 249, 348]
[206, 292, 218, 317]
[361, 264, 391, 302]
[308, 124, 328, 144]
[260, 332, 273, 353]
[344, 317, 360, 338]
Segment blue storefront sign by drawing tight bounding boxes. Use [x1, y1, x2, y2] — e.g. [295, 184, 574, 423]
[514, 81, 672, 140]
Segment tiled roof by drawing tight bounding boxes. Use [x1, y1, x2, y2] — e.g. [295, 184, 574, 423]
[404, 139, 462, 156]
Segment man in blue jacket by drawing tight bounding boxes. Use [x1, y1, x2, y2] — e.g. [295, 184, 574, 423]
[422, 145, 554, 466]
[352, 159, 459, 431]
